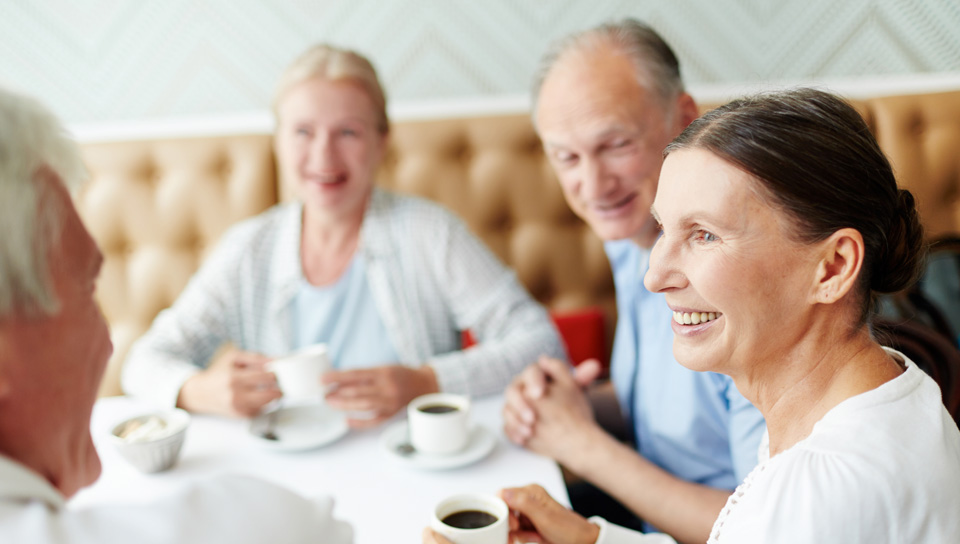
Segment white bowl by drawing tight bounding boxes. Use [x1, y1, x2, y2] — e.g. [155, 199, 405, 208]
[109, 408, 190, 473]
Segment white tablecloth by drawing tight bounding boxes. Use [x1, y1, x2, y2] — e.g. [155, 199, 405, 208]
[71, 395, 570, 543]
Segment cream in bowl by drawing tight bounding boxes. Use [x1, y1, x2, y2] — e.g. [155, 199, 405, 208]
[109, 409, 190, 473]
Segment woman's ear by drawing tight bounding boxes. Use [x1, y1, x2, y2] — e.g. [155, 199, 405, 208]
[813, 228, 865, 304]
[374, 131, 390, 166]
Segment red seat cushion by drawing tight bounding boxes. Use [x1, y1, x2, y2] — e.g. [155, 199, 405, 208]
[461, 307, 607, 370]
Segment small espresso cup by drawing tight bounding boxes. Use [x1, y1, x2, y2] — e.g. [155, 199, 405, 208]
[408, 393, 471, 455]
[431, 493, 509, 544]
[267, 344, 331, 404]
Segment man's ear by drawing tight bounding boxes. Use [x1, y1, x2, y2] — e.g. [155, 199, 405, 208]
[0, 358, 11, 401]
[812, 228, 865, 304]
[674, 93, 700, 130]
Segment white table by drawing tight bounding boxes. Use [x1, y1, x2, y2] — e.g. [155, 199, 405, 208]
[71, 395, 570, 544]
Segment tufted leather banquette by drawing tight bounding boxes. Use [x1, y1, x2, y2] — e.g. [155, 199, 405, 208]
[78, 90, 960, 397]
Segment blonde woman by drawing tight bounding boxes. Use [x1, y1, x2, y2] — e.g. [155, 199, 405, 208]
[123, 44, 563, 426]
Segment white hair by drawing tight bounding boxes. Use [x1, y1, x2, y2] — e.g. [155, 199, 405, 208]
[532, 19, 686, 122]
[0, 87, 87, 317]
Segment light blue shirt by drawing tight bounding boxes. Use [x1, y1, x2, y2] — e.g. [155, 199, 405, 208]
[605, 239, 765, 531]
[292, 254, 399, 369]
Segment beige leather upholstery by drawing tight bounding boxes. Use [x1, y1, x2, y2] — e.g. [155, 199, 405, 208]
[79, 90, 960, 397]
[79, 135, 277, 396]
[860, 92, 960, 239]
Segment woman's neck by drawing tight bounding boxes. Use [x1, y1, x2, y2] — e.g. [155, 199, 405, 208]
[735, 320, 904, 457]
[299, 206, 364, 286]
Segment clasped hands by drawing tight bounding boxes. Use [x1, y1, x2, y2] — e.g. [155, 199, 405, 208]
[177, 348, 437, 426]
[502, 355, 603, 465]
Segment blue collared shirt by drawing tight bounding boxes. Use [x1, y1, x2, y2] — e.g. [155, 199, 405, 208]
[605, 239, 765, 530]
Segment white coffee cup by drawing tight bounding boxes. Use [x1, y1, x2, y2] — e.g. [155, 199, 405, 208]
[431, 493, 509, 544]
[408, 393, 471, 455]
[268, 344, 331, 404]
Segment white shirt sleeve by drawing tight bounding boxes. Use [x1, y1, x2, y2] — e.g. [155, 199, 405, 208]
[590, 516, 678, 544]
[54, 475, 353, 544]
[121, 222, 255, 407]
[420, 206, 567, 396]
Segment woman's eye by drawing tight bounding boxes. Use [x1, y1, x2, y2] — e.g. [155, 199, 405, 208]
[700, 231, 718, 243]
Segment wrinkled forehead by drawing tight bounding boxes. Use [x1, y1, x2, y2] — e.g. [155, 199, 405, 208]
[535, 54, 666, 144]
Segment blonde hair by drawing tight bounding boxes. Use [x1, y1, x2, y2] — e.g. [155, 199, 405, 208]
[0, 86, 87, 317]
[273, 44, 389, 134]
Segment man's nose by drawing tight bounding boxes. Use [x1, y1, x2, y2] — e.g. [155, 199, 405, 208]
[580, 158, 615, 201]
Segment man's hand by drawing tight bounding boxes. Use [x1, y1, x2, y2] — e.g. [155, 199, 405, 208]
[323, 365, 439, 428]
[177, 351, 280, 417]
[503, 356, 602, 447]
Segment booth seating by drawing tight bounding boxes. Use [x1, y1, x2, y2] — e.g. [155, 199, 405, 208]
[77, 90, 960, 397]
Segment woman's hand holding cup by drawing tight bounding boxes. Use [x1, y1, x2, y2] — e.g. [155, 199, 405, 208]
[499, 484, 599, 544]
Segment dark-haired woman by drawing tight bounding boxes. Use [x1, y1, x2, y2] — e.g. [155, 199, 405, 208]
[426, 89, 960, 544]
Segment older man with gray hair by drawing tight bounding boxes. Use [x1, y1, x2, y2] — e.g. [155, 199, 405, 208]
[494, 19, 766, 544]
[0, 86, 351, 543]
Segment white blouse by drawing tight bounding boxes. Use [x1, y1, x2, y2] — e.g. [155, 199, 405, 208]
[707, 349, 960, 544]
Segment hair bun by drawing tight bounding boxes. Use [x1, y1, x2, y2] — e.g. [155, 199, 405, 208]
[870, 189, 925, 294]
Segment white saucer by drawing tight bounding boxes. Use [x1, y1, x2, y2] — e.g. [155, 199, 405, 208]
[380, 421, 497, 470]
[249, 403, 349, 452]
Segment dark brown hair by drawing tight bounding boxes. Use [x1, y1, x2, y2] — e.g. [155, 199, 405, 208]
[665, 88, 925, 320]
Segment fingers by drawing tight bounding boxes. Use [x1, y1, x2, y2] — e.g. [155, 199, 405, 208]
[521, 362, 550, 399]
[345, 412, 392, 429]
[229, 364, 281, 417]
[536, 355, 576, 387]
[322, 366, 412, 425]
[500, 485, 595, 544]
[421, 528, 453, 544]
[500, 485, 560, 539]
[325, 380, 381, 403]
[572, 358, 603, 388]
[231, 351, 271, 370]
[500, 484, 557, 523]
[503, 379, 535, 445]
[321, 367, 373, 387]
[231, 388, 282, 417]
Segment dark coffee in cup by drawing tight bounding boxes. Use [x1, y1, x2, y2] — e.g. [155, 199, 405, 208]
[418, 403, 459, 414]
[441, 509, 498, 529]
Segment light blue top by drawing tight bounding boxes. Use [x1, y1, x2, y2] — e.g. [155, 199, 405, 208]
[605, 239, 766, 532]
[292, 253, 399, 369]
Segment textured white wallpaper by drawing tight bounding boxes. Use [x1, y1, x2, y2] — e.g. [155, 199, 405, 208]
[1, 0, 958, 125]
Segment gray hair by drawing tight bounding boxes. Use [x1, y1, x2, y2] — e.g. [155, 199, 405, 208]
[0, 87, 87, 317]
[273, 43, 389, 134]
[532, 18, 686, 114]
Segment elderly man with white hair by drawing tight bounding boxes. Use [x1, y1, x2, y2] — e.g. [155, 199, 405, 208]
[0, 86, 352, 543]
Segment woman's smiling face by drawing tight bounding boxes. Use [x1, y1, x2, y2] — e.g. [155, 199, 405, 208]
[643, 148, 823, 377]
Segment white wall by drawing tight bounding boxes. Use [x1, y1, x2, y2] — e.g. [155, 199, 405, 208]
[2, 0, 958, 129]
